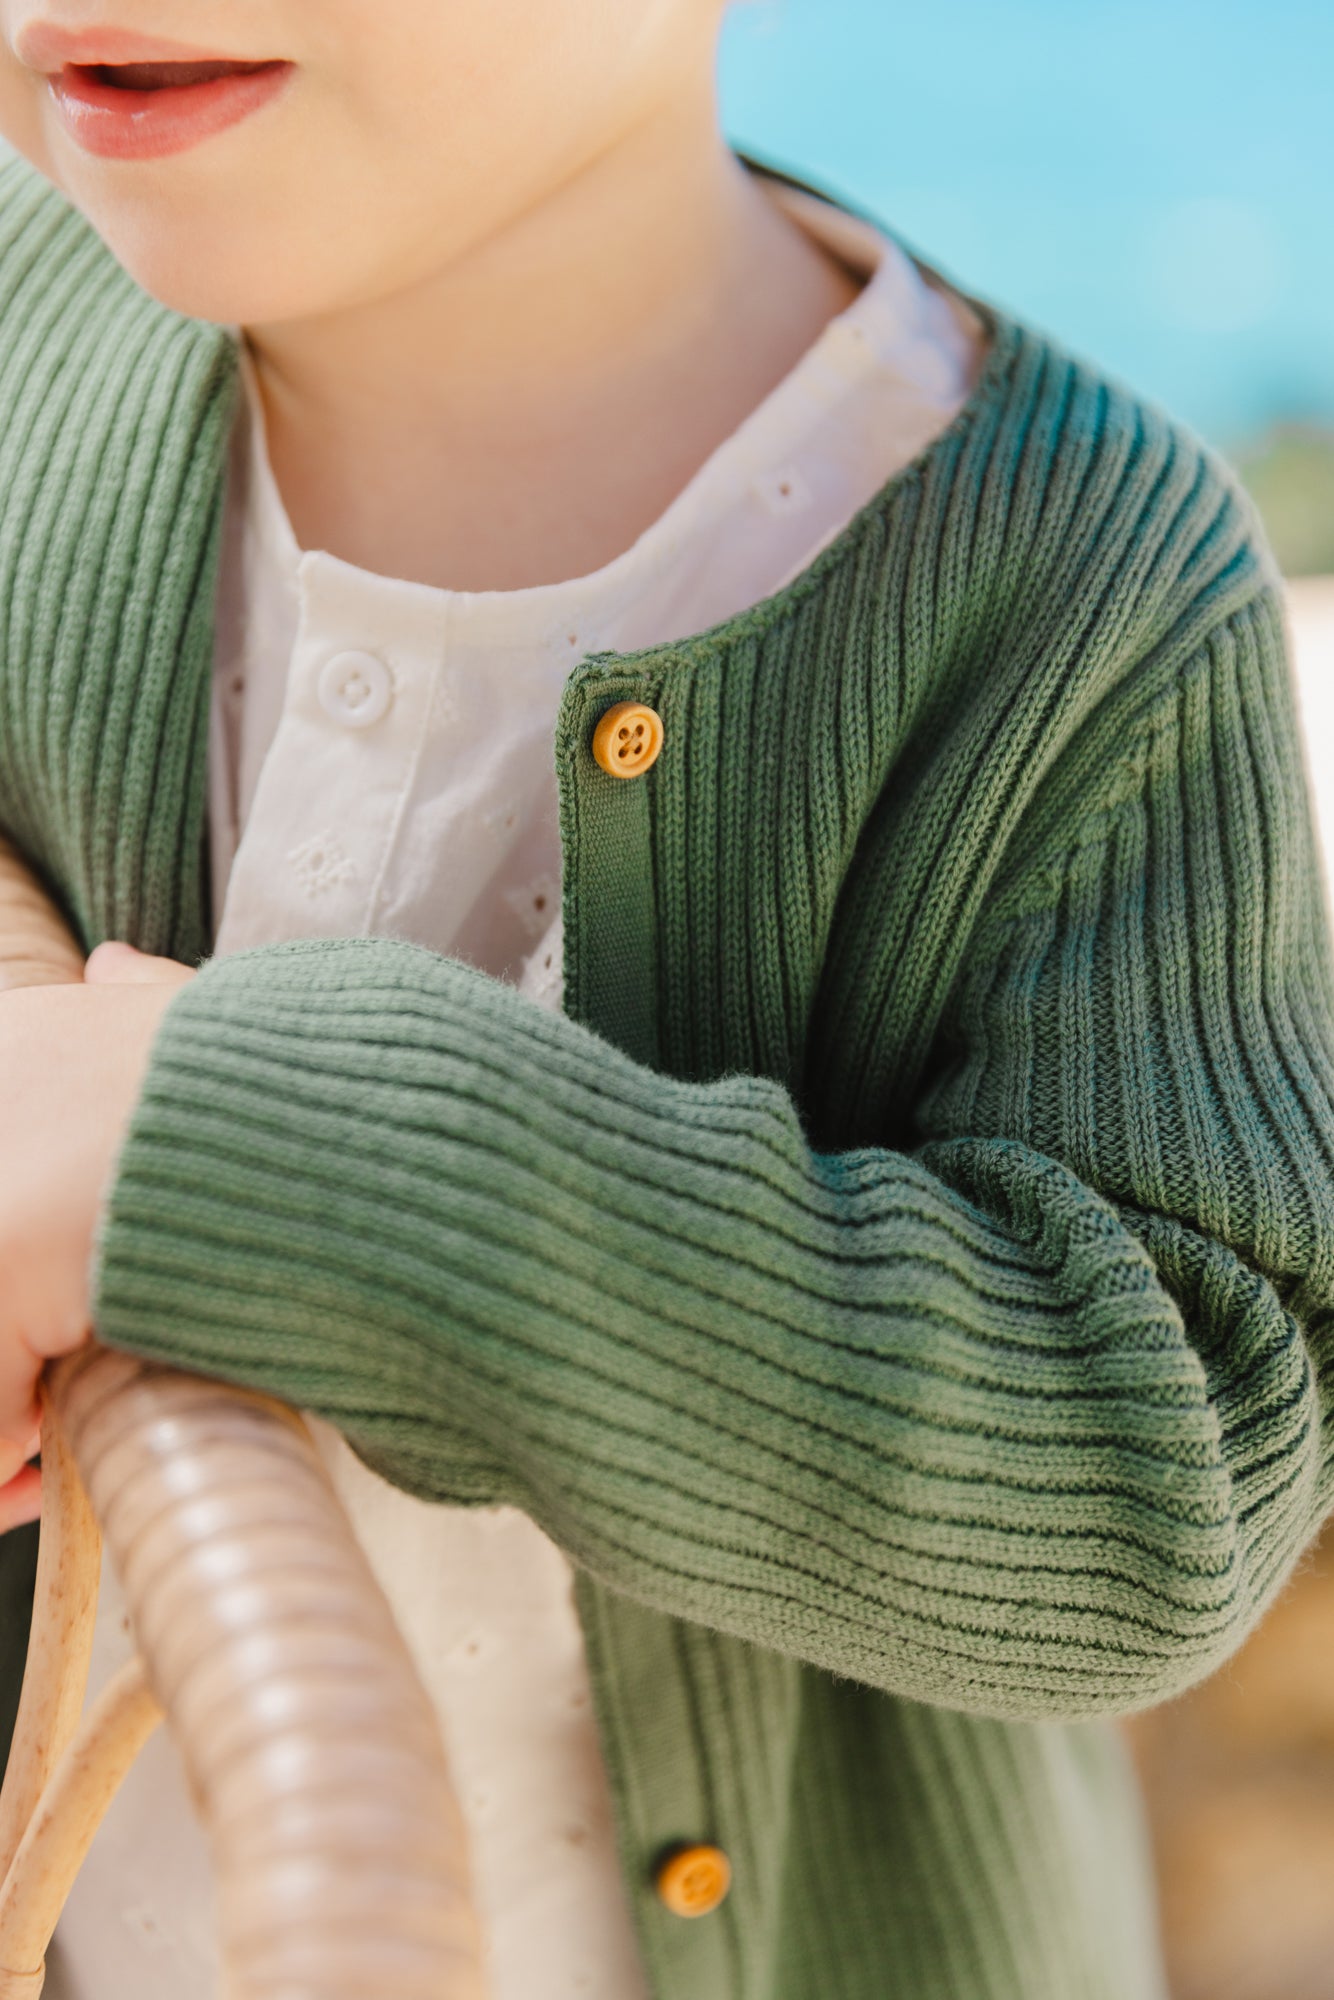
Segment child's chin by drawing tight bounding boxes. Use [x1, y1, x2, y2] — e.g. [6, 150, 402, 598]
[75, 213, 319, 330]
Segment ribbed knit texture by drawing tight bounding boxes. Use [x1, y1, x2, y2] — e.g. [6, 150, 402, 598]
[4, 142, 1334, 1998]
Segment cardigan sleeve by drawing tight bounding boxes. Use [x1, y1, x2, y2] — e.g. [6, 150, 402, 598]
[86, 580, 1334, 1726]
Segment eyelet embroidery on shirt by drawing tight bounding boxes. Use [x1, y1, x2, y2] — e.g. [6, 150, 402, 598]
[519, 923, 564, 1011]
[429, 676, 460, 726]
[482, 800, 522, 838]
[123, 1903, 167, 1945]
[287, 828, 360, 898]
[447, 1630, 491, 1670]
[752, 465, 814, 516]
[502, 871, 559, 940]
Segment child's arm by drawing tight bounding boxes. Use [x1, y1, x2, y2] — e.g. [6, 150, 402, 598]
[0, 836, 84, 1530]
[79, 570, 1334, 1726]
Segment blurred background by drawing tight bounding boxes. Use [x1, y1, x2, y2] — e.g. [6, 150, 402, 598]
[721, 6, 1334, 1999]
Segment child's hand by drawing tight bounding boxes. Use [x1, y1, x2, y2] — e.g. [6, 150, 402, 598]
[0, 942, 196, 1533]
[0, 1418, 43, 1535]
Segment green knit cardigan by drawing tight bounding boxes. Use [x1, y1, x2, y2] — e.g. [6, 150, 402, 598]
[2, 142, 1334, 2000]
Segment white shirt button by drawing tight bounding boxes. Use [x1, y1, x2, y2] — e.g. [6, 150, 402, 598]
[317, 649, 393, 729]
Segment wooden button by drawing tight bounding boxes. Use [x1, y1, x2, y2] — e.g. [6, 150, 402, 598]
[591, 700, 664, 779]
[655, 1843, 731, 1918]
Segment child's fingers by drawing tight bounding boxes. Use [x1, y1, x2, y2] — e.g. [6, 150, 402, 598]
[0, 1461, 42, 1535]
[0, 1411, 44, 1534]
[84, 940, 195, 986]
[0, 1329, 42, 1461]
[0, 1421, 38, 1480]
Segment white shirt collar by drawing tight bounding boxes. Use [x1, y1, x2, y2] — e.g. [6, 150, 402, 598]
[228, 183, 985, 661]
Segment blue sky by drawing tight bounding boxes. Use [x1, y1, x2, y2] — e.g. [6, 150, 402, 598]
[720, 0, 1334, 450]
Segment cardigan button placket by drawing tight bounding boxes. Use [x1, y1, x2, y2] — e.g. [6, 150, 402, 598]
[555, 678, 667, 1069]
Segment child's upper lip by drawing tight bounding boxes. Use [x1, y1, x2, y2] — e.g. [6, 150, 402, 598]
[15, 20, 280, 76]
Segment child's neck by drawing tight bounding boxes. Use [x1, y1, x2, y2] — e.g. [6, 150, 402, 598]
[242, 92, 862, 594]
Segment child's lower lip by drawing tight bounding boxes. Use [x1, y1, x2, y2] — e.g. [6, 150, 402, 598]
[47, 60, 294, 162]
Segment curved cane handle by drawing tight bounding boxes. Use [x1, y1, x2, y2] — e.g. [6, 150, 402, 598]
[67, 1351, 486, 1997]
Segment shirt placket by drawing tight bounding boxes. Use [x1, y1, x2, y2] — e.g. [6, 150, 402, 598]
[212, 550, 446, 960]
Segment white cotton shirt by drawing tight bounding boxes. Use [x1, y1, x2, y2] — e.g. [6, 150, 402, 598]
[45, 181, 988, 2000]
